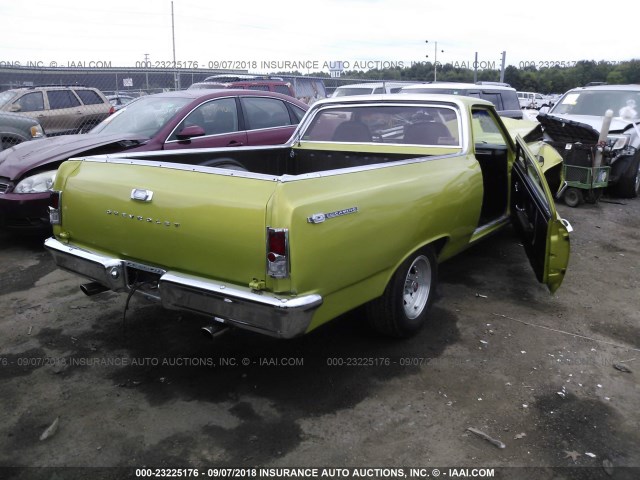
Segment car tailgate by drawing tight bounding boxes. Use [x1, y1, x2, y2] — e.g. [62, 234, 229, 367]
[55, 159, 276, 286]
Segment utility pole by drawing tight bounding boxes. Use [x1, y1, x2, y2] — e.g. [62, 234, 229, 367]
[474, 52, 478, 83]
[144, 53, 150, 92]
[171, 1, 179, 90]
[499, 51, 506, 84]
[425, 40, 444, 82]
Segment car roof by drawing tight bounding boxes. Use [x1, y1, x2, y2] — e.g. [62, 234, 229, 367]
[401, 82, 516, 91]
[135, 89, 309, 107]
[566, 84, 640, 92]
[335, 82, 416, 89]
[311, 93, 493, 108]
[5, 85, 98, 92]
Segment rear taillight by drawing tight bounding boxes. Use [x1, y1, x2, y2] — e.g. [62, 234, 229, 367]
[108, 106, 115, 115]
[266, 227, 289, 278]
[49, 190, 61, 225]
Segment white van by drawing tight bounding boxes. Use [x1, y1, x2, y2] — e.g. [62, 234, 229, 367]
[517, 91, 553, 109]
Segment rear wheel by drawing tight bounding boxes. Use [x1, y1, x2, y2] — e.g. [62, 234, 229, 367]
[584, 189, 603, 204]
[563, 187, 584, 208]
[367, 247, 437, 338]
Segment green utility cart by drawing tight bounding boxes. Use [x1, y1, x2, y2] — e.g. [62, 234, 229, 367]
[551, 142, 610, 207]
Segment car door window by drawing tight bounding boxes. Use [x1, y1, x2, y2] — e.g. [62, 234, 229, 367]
[169, 97, 239, 140]
[515, 141, 549, 205]
[472, 109, 507, 146]
[241, 97, 292, 130]
[47, 90, 81, 110]
[480, 92, 503, 110]
[15, 92, 44, 112]
[74, 89, 103, 105]
[472, 109, 510, 224]
[287, 103, 306, 123]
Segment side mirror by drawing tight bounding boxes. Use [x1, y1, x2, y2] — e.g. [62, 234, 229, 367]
[176, 125, 205, 140]
[9, 104, 21, 112]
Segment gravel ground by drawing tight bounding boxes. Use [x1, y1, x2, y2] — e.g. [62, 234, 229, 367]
[0, 197, 638, 480]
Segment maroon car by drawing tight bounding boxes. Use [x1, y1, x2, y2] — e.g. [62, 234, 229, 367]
[0, 89, 308, 232]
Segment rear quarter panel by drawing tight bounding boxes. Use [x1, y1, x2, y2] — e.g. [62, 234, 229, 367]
[266, 154, 483, 330]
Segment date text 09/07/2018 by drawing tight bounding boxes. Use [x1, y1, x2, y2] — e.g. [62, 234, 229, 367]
[134, 467, 497, 478]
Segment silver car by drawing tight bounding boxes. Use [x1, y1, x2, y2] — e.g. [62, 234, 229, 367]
[0, 86, 112, 135]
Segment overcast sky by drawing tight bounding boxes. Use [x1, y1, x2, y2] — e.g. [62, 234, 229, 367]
[1, 0, 636, 74]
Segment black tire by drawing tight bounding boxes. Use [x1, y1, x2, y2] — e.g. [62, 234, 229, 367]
[614, 154, 640, 198]
[584, 189, 603, 204]
[199, 158, 247, 171]
[563, 187, 584, 208]
[366, 247, 437, 338]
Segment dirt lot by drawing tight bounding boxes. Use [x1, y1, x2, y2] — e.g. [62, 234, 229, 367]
[0, 197, 638, 479]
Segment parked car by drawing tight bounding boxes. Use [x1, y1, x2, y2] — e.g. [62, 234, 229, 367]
[0, 111, 45, 151]
[0, 89, 308, 231]
[331, 82, 413, 97]
[400, 82, 523, 119]
[539, 84, 640, 197]
[45, 94, 570, 340]
[0, 86, 113, 135]
[517, 91, 554, 109]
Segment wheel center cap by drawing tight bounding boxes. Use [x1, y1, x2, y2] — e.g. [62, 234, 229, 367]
[411, 281, 419, 293]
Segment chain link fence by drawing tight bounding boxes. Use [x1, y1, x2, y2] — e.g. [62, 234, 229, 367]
[0, 66, 414, 145]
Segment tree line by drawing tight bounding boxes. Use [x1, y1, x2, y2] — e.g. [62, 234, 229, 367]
[277, 59, 640, 94]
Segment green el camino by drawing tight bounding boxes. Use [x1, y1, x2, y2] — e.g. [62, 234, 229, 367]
[45, 94, 571, 339]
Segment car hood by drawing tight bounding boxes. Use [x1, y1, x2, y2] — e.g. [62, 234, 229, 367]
[0, 133, 149, 180]
[0, 110, 40, 126]
[538, 113, 639, 143]
[501, 117, 544, 143]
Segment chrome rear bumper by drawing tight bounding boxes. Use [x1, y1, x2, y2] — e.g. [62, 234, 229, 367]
[44, 237, 322, 338]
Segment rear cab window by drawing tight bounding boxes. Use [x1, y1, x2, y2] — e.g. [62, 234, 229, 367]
[301, 104, 462, 149]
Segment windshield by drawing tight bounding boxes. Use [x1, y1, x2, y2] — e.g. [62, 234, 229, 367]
[91, 96, 192, 136]
[550, 90, 640, 120]
[0, 90, 17, 107]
